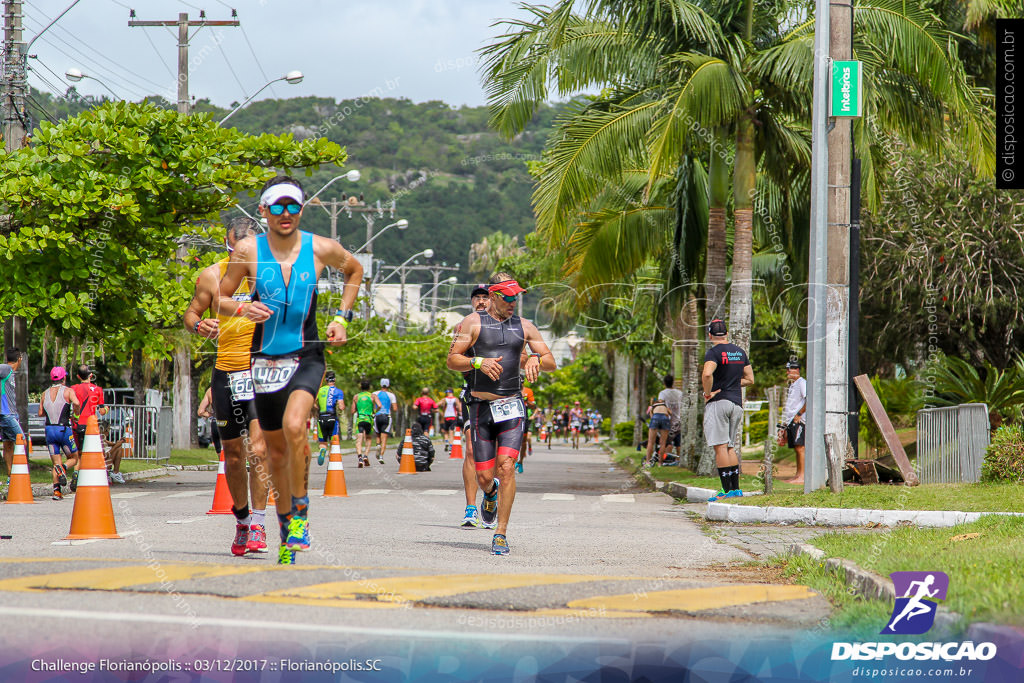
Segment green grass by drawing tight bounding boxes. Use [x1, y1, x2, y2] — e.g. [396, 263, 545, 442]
[734, 481, 1024, 513]
[768, 516, 1024, 634]
[609, 445, 805, 494]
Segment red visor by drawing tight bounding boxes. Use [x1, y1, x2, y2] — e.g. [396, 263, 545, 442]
[489, 280, 526, 296]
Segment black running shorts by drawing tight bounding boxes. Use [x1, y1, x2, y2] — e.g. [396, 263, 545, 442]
[251, 351, 325, 433]
[373, 413, 391, 435]
[211, 367, 259, 441]
[786, 420, 806, 448]
[357, 420, 373, 435]
[470, 398, 524, 471]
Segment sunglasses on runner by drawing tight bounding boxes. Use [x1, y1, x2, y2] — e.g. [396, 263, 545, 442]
[497, 294, 517, 303]
[267, 203, 302, 216]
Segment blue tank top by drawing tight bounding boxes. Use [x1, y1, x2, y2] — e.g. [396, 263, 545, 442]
[375, 390, 392, 415]
[250, 231, 321, 356]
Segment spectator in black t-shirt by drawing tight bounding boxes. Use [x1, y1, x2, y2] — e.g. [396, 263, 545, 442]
[701, 319, 754, 501]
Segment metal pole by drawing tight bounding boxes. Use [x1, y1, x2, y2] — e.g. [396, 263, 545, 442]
[398, 267, 407, 336]
[805, 0, 830, 493]
[429, 268, 440, 333]
[849, 158, 861, 457]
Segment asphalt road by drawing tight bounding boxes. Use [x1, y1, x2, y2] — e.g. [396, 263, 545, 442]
[0, 439, 832, 680]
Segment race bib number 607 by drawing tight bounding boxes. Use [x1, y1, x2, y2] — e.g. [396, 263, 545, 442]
[251, 356, 299, 394]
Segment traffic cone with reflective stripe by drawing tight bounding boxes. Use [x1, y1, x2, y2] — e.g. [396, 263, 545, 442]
[449, 426, 463, 460]
[206, 449, 233, 515]
[323, 436, 348, 497]
[6, 433, 34, 504]
[65, 416, 119, 538]
[398, 428, 416, 474]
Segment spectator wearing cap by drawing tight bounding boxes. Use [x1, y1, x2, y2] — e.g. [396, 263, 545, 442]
[39, 367, 81, 499]
[701, 319, 755, 501]
[0, 347, 24, 478]
[779, 360, 807, 484]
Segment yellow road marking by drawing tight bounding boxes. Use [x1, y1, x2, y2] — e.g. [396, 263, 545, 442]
[567, 584, 818, 613]
[0, 564, 274, 591]
[249, 573, 616, 608]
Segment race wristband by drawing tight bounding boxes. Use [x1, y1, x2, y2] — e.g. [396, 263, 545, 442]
[235, 303, 246, 317]
[472, 357, 483, 370]
[335, 309, 354, 323]
[333, 315, 349, 328]
[528, 352, 540, 361]
[193, 320, 201, 334]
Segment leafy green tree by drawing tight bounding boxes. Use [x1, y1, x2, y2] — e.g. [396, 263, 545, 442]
[0, 100, 347, 363]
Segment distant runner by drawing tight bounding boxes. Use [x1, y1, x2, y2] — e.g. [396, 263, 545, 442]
[412, 388, 436, 435]
[314, 372, 345, 466]
[39, 367, 81, 500]
[439, 389, 461, 452]
[373, 379, 396, 464]
[352, 381, 380, 467]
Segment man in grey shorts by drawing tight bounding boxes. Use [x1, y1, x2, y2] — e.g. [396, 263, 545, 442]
[701, 319, 754, 501]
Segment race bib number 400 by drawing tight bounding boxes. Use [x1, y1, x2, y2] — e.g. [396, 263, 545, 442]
[251, 356, 299, 394]
[228, 370, 254, 402]
[489, 396, 525, 423]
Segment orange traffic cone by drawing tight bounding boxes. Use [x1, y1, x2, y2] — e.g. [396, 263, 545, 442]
[207, 449, 233, 515]
[6, 433, 34, 504]
[398, 428, 416, 474]
[449, 426, 463, 460]
[323, 436, 348, 497]
[267, 482, 277, 507]
[66, 416, 119, 538]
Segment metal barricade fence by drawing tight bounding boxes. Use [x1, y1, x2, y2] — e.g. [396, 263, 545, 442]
[915, 403, 989, 484]
[99, 404, 171, 462]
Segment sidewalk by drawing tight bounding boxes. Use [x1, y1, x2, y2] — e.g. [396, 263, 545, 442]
[609, 440, 1024, 644]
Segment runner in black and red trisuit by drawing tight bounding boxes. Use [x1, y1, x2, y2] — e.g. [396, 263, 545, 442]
[447, 272, 555, 555]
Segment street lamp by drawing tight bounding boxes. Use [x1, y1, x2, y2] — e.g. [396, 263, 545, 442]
[373, 249, 433, 335]
[353, 219, 408, 254]
[425, 275, 458, 333]
[305, 170, 362, 206]
[64, 67, 118, 99]
[218, 71, 303, 125]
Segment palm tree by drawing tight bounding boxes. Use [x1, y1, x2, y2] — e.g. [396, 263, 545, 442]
[468, 231, 524, 279]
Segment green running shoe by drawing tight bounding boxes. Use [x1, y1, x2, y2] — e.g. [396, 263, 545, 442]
[286, 516, 310, 551]
[277, 543, 296, 565]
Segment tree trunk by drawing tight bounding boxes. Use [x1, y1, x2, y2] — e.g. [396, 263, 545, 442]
[172, 340, 190, 449]
[611, 349, 630, 427]
[632, 361, 647, 449]
[131, 348, 145, 405]
[706, 127, 730, 323]
[680, 296, 701, 470]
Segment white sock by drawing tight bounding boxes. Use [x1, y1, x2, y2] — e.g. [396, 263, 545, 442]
[251, 509, 266, 528]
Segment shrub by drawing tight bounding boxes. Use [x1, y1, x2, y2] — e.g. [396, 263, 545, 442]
[614, 421, 635, 446]
[981, 425, 1024, 483]
[601, 417, 611, 434]
[748, 419, 769, 443]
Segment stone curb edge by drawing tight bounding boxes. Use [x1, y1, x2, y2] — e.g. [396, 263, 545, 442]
[703, 502, 1024, 528]
[785, 542, 965, 637]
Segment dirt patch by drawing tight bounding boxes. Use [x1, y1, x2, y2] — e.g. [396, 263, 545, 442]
[698, 561, 792, 585]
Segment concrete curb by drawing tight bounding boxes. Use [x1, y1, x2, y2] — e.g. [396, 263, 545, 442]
[786, 543, 962, 637]
[665, 482, 763, 503]
[705, 502, 1024, 527]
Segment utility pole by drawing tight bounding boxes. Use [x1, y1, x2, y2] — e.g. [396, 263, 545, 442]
[129, 10, 239, 449]
[825, 2, 853, 464]
[381, 264, 458, 335]
[3, 0, 29, 432]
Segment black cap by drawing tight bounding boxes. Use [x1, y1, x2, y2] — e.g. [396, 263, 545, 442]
[325, 371, 336, 381]
[708, 319, 727, 336]
[471, 284, 489, 298]
[785, 360, 801, 369]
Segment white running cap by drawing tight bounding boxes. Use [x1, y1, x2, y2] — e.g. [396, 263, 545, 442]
[259, 183, 304, 206]
[380, 378, 390, 387]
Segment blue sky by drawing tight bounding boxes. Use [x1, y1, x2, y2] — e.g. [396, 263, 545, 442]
[25, 1, 531, 108]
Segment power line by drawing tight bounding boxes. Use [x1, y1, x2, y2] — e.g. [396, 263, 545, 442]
[215, 31, 248, 98]
[43, 15, 168, 91]
[25, 94, 58, 124]
[238, 22, 278, 99]
[141, 27, 176, 80]
[30, 57, 72, 92]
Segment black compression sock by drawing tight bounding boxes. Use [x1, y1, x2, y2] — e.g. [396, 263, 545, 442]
[717, 467, 731, 492]
[729, 466, 741, 491]
[232, 505, 250, 522]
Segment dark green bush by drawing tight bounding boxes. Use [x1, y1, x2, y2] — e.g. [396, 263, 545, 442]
[982, 425, 1024, 482]
[614, 421, 636, 446]
[749, 419, 769, 443]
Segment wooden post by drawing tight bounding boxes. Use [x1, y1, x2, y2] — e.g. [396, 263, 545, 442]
[824, 433, 844, 493]
[853, 374, 920, 485]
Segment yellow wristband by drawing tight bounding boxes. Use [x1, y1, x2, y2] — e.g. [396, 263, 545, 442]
[333, 315, 349, 327]
[472, 357, 483, 369]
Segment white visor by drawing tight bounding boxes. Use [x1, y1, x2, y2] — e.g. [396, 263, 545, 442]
[259, 183, 304, 207]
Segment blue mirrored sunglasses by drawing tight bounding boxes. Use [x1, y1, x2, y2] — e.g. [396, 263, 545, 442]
[499, 293, 518, 303]
[268, 203, 302, 215]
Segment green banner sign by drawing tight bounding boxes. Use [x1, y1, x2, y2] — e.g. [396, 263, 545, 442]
[829, 60, 862, 117]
